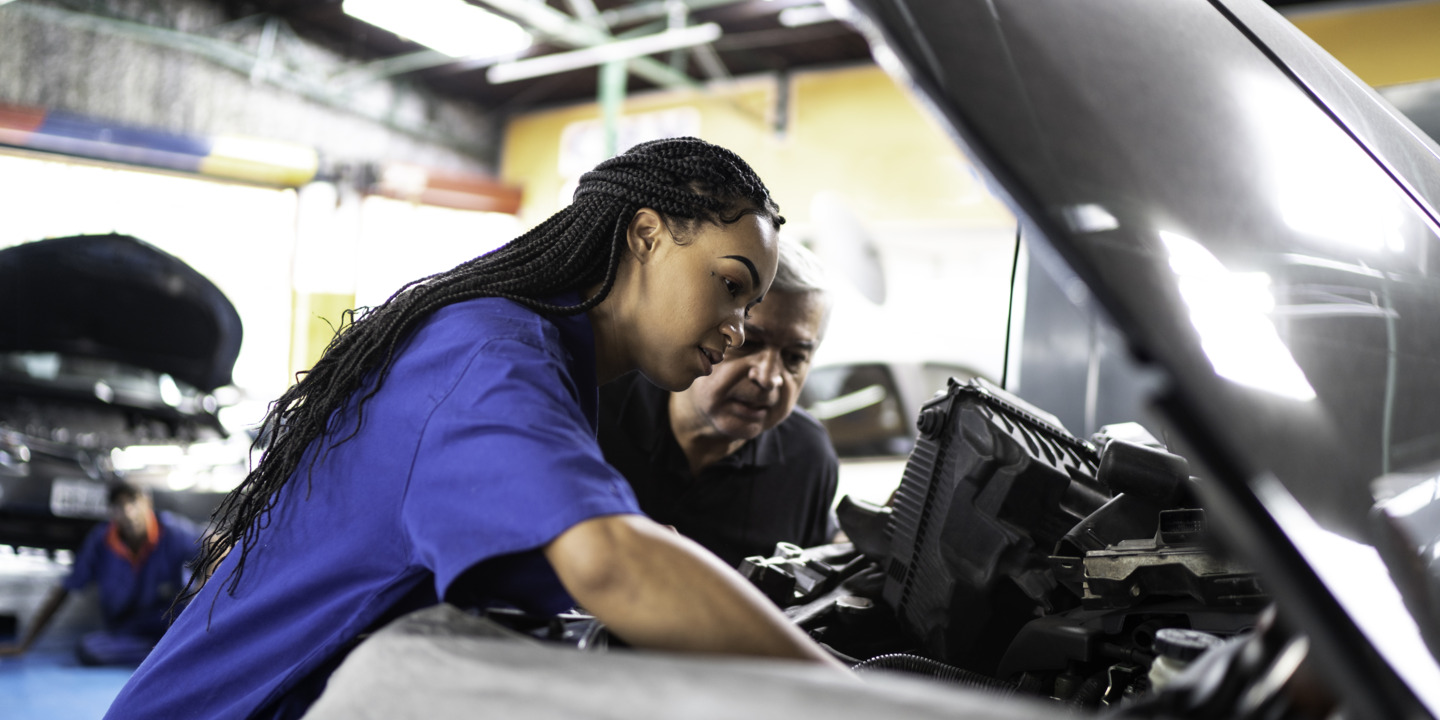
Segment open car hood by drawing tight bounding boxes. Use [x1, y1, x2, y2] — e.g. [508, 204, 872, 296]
[845, 0, 1440, 717]
[0, 233, 242, 393]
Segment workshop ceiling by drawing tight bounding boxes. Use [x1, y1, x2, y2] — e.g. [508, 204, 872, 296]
[216, 0, 872, 115]
[213, 0, 1389, 116]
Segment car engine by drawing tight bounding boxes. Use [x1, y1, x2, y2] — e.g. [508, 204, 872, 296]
[736, 377, 1306, 715]
[484, 375, 1333, 717]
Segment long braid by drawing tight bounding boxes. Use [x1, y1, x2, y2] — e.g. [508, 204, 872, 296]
[187, 137, 783, 602]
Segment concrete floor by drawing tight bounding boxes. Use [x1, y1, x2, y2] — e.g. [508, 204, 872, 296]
[0, 548, 136, 719]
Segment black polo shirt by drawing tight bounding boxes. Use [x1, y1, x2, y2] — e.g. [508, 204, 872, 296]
[598, 372, 840, 568]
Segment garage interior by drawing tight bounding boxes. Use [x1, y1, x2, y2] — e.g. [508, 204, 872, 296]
[3, 0, 1440, 717]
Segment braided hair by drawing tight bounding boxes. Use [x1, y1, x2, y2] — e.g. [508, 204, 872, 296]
[189, 137, 783, 600]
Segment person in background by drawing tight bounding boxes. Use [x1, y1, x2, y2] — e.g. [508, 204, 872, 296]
[599, 238, 838, 568]
[104, 137, 845, 720]
[0, 482, 201, 665]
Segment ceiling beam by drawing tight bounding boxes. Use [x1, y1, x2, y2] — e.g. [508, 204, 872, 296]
[332, 49, 473, 86]
[599, 0, 749, 29]
[475, 0, 702, 91]
[488, 23, 721, 84]
[561, 0, 605, 29]
[692, 42, 731, 81]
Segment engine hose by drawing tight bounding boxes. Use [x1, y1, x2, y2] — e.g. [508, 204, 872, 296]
[1068, 670, 1109, 708]
[851, 654, 1017, 695]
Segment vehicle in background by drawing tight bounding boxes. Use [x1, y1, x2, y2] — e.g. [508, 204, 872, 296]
[0, 233, 246, 552]
[799, 361, 984, 505]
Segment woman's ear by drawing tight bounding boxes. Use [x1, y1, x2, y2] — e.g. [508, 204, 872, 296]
[627, 208, 666, 262]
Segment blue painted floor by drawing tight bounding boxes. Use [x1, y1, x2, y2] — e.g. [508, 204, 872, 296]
[2, 549, 134, 719]
[0, 645, 134, 720]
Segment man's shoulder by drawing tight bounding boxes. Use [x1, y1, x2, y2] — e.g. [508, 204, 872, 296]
[773, 406, 836, 455]
[76, 520, 112, 551]
[157, 510, 204, 544]
[598, 370, 638, 405]
[747, 406, 837, 479]
[780, 405, 827, 433]
[600, 370, 663, 398]
[598, 372, 667, 422]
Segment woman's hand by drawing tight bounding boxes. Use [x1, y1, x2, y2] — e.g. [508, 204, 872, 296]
[544, 513, 848, 670]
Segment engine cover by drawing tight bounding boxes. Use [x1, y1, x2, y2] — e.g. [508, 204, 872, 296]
[882, 378, 1105, 673]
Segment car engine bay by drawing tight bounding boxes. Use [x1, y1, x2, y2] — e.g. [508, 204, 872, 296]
[719, 377, 1335, 717]
[495, 375, 1335, 717]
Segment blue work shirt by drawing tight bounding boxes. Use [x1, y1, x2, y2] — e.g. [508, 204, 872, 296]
[66, 510, 202, 637]
[104, 295, 642, 720]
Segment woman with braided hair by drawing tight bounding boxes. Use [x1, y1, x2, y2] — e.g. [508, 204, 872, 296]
[105, 137, 843, 720]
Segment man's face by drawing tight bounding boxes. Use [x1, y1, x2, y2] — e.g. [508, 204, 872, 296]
[111, 493, 151, 539]
[671, 289, 827, 442]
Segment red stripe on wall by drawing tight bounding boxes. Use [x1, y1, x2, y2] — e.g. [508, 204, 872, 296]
[0, 102, 46, 146]
[0, 102, 46, 133]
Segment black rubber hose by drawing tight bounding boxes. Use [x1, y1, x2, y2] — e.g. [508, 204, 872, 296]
[1068, 669, 1109, 708]
[851, 653, 1017, 695]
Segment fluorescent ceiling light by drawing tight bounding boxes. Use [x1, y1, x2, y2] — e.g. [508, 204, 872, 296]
[779, 5, 835, 27]
[488, 23, 722, 84]
[343, 0, 532, 59]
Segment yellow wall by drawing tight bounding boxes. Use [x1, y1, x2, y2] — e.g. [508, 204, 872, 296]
[290, 291, 356, 378]
[781, 66, 1009, 228]
[500, 64, 1011, 232]
[1289, 0, 1440, 87]
[498, 64, 1020, 381]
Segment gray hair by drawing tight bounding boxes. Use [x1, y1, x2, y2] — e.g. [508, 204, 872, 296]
[767, 238, 833, 339]
[770, 238, 829, 296]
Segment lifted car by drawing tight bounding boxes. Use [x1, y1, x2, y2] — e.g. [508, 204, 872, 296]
[0, 233, 245, 552]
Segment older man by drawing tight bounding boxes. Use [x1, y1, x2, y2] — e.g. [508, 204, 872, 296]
[599, 239, 837, 568]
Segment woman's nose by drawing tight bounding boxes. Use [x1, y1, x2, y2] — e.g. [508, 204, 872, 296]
[721, 315, 745, 352]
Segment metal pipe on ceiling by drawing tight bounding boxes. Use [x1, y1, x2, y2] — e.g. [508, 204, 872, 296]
[487, 23, 722, 84]
[475, 0, 701, 91]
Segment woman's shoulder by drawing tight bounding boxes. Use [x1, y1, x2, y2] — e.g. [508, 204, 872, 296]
[429, 296, 555, 343]
[418, 295, 587, 364]
[398, 296, 595, 409]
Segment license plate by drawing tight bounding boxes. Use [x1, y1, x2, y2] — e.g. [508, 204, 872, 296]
[50, 478, 110, 519]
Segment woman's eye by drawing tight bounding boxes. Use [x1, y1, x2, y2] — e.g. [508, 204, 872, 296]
[723, 277, 740, 297]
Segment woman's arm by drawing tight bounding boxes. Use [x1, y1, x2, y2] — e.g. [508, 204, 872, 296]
[544, 513, 847, 669]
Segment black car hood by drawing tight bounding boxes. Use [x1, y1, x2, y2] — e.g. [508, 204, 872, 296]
[846, 0, 1440, 716]
[845, 0, 1440, 532]
[0, 233, 242, 392]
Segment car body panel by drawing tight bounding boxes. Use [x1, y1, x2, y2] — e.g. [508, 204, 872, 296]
[0, 232, 242, 393]
[845, 0, 1440, 716]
